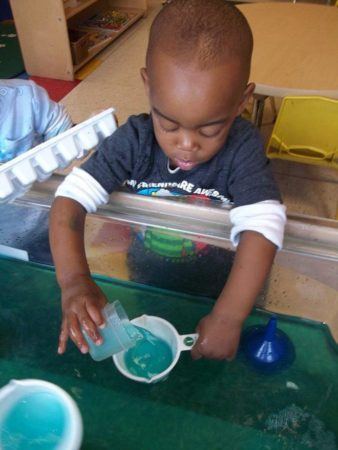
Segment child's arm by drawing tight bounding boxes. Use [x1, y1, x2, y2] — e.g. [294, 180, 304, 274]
[31, 81, 73, 140]
[49, 117, 141, 355]
[191, 230, 276, 360]
[49, 196, 107, 354]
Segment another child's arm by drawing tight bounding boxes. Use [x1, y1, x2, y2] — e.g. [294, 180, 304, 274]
[49, 196, 107, 354]
[191, 230, 276, 360]
[31, 82, 73, 140]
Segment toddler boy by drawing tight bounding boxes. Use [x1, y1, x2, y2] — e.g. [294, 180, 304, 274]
[50, 0, 286, 360]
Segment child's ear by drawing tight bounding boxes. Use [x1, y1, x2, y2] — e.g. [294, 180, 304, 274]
[140, 67, 150, 95]
[237, 82, 255, 116]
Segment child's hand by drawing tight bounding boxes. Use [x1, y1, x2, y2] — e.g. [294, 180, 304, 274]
[58, 275, 107, 355]
[191, 312, 243, 361]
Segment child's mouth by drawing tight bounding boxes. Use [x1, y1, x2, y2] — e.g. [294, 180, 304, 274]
[174, 158, 197, 171]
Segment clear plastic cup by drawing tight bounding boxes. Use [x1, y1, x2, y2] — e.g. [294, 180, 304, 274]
[83, 301, 141, 361]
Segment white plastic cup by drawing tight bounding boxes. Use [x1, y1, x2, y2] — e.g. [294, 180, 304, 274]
[0, 379, 83, 450]
[113, 315, 198, 384]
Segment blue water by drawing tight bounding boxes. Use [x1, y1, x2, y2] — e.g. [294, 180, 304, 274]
[1, 391, 67, 449]
[124, 327, 173, 379]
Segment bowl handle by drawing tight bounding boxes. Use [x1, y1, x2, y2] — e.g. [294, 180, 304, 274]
[179, 333, 198, 351]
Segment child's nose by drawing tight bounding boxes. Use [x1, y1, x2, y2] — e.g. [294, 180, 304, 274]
[177, 131, 198, 152]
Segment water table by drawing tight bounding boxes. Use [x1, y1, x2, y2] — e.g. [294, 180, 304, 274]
[0, 257, 337, 450]
[0, 177, 337, 449]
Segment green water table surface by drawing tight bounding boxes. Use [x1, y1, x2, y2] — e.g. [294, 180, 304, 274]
[0, 258, 337, 450]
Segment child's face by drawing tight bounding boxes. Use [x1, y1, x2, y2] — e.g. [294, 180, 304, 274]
[142, 52, 254, 171]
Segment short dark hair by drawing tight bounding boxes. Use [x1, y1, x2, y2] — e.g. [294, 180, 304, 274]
[147, 0, 253, 71]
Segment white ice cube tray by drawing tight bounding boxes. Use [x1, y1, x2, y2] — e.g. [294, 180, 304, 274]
[0, 108, 117, 203]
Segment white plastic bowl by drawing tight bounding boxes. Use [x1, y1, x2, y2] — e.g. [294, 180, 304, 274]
[0, 379, 83, 450]
[113, 315, 197, 384]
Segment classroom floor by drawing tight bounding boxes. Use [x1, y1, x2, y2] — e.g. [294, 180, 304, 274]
[260, 101, 338, 219]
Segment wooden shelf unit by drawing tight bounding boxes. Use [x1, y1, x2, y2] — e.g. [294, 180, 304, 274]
[65, 0, 100, 20]
[10, 0, 148, 81]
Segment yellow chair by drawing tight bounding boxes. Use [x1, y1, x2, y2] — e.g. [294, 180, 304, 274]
[267, 96, 338, 169]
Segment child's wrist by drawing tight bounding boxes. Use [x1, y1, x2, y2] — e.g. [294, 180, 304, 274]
[211, 301, 248, 326]
[58, 272, 91, 290]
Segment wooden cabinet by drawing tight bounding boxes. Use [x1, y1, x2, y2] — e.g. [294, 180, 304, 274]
[10, 0, 148, 80]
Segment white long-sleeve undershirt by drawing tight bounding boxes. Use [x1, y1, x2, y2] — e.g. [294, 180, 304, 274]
[56, 167, 286, 249]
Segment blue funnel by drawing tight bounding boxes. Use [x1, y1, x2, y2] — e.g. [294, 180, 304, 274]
[241, 316, 295, 373]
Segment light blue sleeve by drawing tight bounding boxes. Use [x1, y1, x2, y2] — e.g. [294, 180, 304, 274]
[0, 80, 73, 162]
[31, 83, 73, 141]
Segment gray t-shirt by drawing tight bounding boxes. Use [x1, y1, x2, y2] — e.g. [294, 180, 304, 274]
[82, 114, 281, 207]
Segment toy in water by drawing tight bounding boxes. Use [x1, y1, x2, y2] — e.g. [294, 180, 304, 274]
[241, 316, 295, 372]
[83, 301, 143, 361]
[0, 379, 82, 450]
[113, 315, 198, 384]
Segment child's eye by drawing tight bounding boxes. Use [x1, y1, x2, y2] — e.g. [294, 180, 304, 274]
[158, 118, 179, 132]
[199, 124, 224, 138]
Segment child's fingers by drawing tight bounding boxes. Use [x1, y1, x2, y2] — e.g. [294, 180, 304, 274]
[190, 332, 215, 360]
[191, 346, 203, 360]
[226, 353, 236, 362]
[191, 337, 204, 360]
[58, 322, 69, 354]
[78, 310, 103, 345]
[191, 324, 203, 359]
[87, 299, 106, 328]
[68, 313, 89, 354]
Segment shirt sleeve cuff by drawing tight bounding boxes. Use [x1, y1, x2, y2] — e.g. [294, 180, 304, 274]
[55, 167, 109, 213]
[230, 200, 287, 250]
